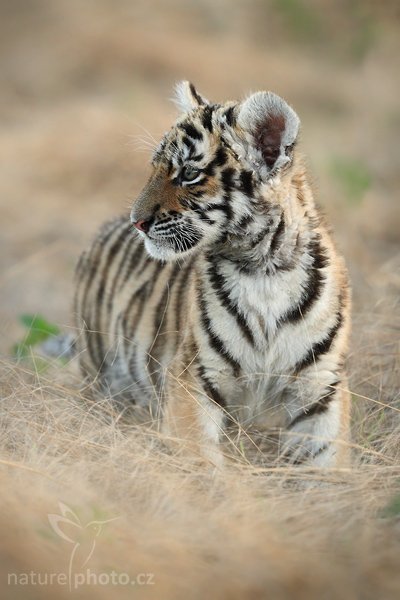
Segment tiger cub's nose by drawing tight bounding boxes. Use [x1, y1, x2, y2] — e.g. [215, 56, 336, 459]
[132, 219, 151, 233]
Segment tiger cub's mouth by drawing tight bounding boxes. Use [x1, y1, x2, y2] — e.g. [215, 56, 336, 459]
[140, 221, 204, 261]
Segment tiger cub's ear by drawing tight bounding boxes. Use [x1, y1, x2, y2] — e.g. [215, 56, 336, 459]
[173, 81, 209, 113]
[237, 92, 300, 175]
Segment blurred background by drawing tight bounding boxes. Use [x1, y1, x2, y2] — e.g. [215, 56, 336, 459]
[0, 0, 399, 400]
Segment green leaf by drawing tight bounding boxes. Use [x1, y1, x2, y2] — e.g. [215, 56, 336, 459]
[19, 314, 60, 347]
[20, 314, 60, 338]
[12, 314, 61, 366]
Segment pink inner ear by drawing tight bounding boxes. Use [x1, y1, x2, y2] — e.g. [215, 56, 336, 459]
[255, 113, 285, 169]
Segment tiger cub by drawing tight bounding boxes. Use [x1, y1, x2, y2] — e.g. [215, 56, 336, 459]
[74, 82, 351, 468]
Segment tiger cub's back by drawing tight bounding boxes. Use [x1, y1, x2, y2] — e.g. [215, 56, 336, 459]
[74, 216, 191, 402]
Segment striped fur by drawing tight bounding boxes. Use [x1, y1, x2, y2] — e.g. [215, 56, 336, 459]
[74, 82, 351, 468]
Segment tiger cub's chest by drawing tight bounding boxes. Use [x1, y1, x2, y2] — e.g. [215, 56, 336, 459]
[198, 264, 307, 364]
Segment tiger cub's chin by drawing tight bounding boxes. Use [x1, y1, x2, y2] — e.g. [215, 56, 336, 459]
[143, 235, 199, 262]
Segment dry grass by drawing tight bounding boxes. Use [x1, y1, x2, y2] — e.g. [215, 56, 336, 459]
[0, 328, 399, 599]
[1, 1, 399, 598]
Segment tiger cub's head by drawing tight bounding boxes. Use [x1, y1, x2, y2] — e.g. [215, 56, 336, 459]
[130, 81, 300, 261]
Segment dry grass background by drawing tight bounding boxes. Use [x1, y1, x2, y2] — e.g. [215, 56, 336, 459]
[0, 1, 399, 598]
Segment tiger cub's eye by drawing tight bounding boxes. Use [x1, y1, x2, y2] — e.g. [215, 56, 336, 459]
[181, 165, 200, 183]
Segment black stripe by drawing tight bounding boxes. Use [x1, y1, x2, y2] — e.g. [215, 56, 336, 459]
[189, 186, 210, 199]
[207, 257, 256, 347]
[288, 381, 339, 429]
[180, 122, 203, 141]
[197, 363, 227, 408]
[153, 138, 167, 163]
[75, 250, 87, 279]
[223, 106, 236, 126]
[214, 146, 228, 167]
[153, 220, 178, 233]
[81, 219, 128, 365]
[87, 221, 131, 368]
[205, 146, 228, 176]
[101, 221, 131, 273]
[203, 163, 215, 177]
[117, 237, 145, 290]
[201, 106, 213, 132]
[199, 293, 241, 376]
[239, 170, 254, 196]
[235, 213, 254, 232]
[250, 221, 274, 249]
[126, 261, 166, 374]
[176, 258, 195, 334]
[127, 283, 150, 380]
[221, 169, 234, 221]
[106, 231, 136, 311]
[182, 135, 195, 153]
[88, 279, 106, 367]
[189, 83, 205, 106]
[221, 167, 235, 189]
[151, 262, 182, 337]
[123, 261, 165, 340]
[309, 235, 330, 269]
[147, 263, 183, 386]
[279, 236, 329, 325]
[297, 187, 305, 206]
[189, 203, 216, 224]
[269, 213, 285, 255]
[203, 202, 231, 220]
[290, 443, 329, 466]
[79, 221, 121, 322]
[293, 312, 343, 373]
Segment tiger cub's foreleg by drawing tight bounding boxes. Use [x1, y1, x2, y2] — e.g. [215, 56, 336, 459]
[279, 377, 351, 469]
[162, 368, 225, 468]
